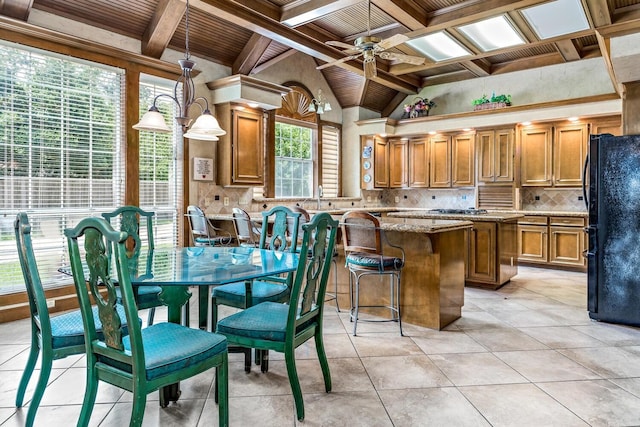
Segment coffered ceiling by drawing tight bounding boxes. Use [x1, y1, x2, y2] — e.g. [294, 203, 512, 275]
[2, 0, 640, 114]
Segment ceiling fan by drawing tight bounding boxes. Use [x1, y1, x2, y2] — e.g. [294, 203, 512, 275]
[317, 0, 425, 79]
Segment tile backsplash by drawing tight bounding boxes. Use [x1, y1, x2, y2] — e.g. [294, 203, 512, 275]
[520, 188, 586, 212]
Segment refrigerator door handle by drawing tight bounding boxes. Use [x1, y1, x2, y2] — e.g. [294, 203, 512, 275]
[582, 153, 589, 210]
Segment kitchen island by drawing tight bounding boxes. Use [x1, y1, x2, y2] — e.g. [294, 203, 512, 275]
[388, 210, 523, 290]
[335, 217, 473, 330]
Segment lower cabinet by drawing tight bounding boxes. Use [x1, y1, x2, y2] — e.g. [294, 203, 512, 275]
[517, 215, 586, 269]
[466, 220, 518, 289]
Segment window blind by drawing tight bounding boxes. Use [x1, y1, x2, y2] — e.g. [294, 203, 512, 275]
[321, 124, 340, 198]
[0, 41, 124, 294]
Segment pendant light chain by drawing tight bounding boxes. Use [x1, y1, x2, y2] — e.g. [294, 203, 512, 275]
[185, 0, 191, 60]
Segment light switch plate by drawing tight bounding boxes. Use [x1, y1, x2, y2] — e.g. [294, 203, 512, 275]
[223, 197, 229, 206]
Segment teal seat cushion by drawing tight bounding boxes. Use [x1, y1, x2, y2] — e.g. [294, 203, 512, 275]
[49, 304, 130, 349]
[116, 285, 162, 308]
[346, 252, 404, 271]
[123, 322, 227, 381]
[212, 281, 289, 307]
[216, 302, 288, 342]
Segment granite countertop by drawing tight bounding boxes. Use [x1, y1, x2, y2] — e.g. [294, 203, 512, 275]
[388, 210, 523, 222]
[377, 217, 473, 233]
[488, 210, 588, 217]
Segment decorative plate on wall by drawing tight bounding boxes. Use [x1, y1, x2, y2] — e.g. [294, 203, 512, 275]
[363, 160, 371, 170]
[363, 174, 371, 183]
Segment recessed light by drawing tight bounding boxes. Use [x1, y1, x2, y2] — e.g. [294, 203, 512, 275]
[568, 116, 579, 122]
[521, 121, 532, 126]
[458, 15, 525, 52]
[462, 128, 473, 132]
[407, 31, 471, 62]
[247, 102, 260, 108]
[428, 131, 437, 135]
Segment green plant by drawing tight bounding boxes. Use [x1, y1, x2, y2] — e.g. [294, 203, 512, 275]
[472, 92, 512, 106]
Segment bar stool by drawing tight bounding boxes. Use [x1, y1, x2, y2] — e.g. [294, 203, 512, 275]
[341, 211, 404, 335]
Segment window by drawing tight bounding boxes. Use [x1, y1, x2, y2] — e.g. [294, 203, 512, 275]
[0, 41, 124, 294]
[138, 76, 182, 249]
[275, 121, 314, 198]
[320, 124, 340, 198]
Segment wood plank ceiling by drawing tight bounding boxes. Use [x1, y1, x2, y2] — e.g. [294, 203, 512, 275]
[3, 0, 640, 114]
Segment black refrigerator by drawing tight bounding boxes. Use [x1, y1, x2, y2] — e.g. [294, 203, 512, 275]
[585, 133, 640, 326]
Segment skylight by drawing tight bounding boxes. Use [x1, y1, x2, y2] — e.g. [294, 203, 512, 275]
[458, 16, 525, 52]
[406, 31, 471, 62]
[521, 0, 590, 40]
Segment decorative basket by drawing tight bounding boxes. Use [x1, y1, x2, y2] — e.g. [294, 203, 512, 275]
[401, 97, 436, 119]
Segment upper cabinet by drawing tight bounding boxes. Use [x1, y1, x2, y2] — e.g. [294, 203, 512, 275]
[373, 136, 389, 188]
[408, 137, 429, 188]
[519, 122, 588, 187]
[215, 103, 265, 187]
[429, 134, 451, 188]
[477, 128, 514, 183]
[389, 138, 408, 188]
[452, 132, 475, 187]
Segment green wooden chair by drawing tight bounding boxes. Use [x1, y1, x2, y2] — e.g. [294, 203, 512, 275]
[13, 212, 132, 427]
[216, 212, 338, 421]
[210, 206, 301, 372]
[64, 216, 229, 426]
[102, 206, 163, 326]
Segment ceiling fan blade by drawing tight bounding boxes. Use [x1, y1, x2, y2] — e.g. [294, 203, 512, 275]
[316, 53, 363, 70]
[375, 33, 409, 51]
[378, 51, 425, 65]
[326, 40, 358, 50]
[364, 57, 377, 79]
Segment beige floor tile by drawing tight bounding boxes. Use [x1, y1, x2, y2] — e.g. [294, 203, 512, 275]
[349, 333, 423, 357]
[429, 352, 527, 386]
[361, 355, 452, 390]
[201, 395, 294, 427]
[295, 390, 393, 427]
[558, 346, 640, 378]
[517, 325, 607, 349]
[494, 349, 602, 382]
[379, 387, 490, 427]
[465, 327, 549, 351]
[410, 329, 487, 354]
[538, 379, 640, 426]
[100, 398, 205, 427]
[460, 383, 589, 427]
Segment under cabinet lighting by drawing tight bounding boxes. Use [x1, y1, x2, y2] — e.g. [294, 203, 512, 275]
[521, 121, 532, 126]
[568, 116, 579, 122]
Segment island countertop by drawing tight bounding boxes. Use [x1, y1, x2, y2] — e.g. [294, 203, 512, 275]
[372, 217, 473, 233]
[388, 210, 523, 222]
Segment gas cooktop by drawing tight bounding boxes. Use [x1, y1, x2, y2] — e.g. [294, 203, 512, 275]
[430, 208, 488, 215]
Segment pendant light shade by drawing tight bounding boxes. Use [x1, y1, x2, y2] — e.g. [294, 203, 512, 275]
[132, 107, 172, 133]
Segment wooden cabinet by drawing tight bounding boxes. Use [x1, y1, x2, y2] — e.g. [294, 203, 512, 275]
[520, 122, 588, 187]
[549, 216, 586, 267]
[468, 222, 497, 283]
[517, 215, 586, 269]
[477, 128, 514, 183]
[429, 134, 451, 187]
[215, 103, 264, 186]
[373, 137, 389, 188]
[408, 137, 429, 187]
[389, 138, 408, 188]
[591, 116, 622, 136]
[452, 132, 475, 187]
[520, 125, 553, 186]
[553, 124, 588, 186]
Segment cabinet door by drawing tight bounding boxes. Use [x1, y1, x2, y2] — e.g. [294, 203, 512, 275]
[452, 133, 475, 187]
[494, 129, 514, 182]
[517, 225, 548, 263]
[477, 131, 495, 183]
[553, 123, 588, 187]
[232, 109, 264, 185]
[520, 126, 552, 186]
[373, 137, 389, 188]
[549, 226, 585, 267]
[468, 222, 497, 282]
[409, 137, 429, 187]
[429, 135, 451, 187]
[389, 138, 408, 188]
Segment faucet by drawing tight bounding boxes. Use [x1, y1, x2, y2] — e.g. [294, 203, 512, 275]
[317, 185, 323, 210]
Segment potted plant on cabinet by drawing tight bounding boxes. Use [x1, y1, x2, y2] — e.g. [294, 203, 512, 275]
[402, 97, 437, 119]
[472, 92, 512, 111]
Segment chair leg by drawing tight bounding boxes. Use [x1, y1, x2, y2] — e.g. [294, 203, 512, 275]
[24, 350, 53, 427]
[352, 273, 361, 336]
[333, 259, 340, 312]
[260, 350, 269, 373]
[314, 332, 332, 393]
[284, 346, 304, 421]
[397, 272, 403, 336]
[130, 389, 147, 427]
[210, 297, 219, 332]
[77, 359, 99, 427]
[216, 354, 229, 427]
[147, 307, 155, 326]
[15, 337, 39, 407]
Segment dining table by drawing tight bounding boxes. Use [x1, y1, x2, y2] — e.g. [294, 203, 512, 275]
[63, 245, 299, 406]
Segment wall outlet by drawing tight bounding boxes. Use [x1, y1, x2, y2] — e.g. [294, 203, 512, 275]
[367, 196, 371, 202]
[394, 196, 400, 203]
[223, 197, 229, 206]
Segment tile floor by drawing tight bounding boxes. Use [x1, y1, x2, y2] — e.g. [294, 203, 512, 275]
[3, 267, 640, 426]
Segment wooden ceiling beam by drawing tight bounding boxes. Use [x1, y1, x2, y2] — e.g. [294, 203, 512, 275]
[370, 0, 427, 31]
[407, 0, 550, 38]
[281, 0, 361, 27]
[595, 30, 623, 96]
[251, 48, 297, 74]
[233, 33, 272, 74]
[0, 0, 33, 21]
[555, 39, 582, 61]
[584, 0, 612, 27]
[381, 91, 407, 117]
[461, 59, 491, 77]
[193, 0, 420, 93]
[141, 0, 186, 58]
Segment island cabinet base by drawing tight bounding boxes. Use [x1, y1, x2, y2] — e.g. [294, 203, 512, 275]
[465, 220, 518, 290]
[334, 228, 466, 330]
